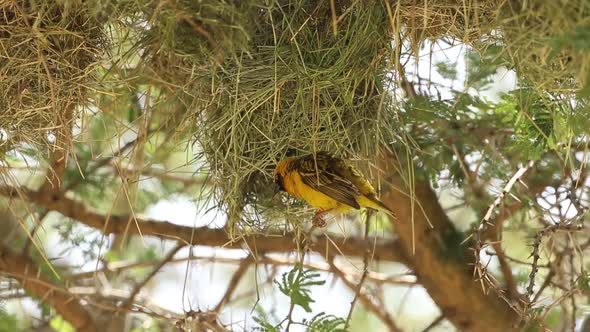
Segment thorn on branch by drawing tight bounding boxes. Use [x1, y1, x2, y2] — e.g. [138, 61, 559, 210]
[481, 160, 535, 225]
[526, 223, 584, 306]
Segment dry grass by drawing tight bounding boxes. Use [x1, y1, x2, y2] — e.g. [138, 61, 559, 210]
[499, 1, 590, 93]
[0, 0, 104, 153]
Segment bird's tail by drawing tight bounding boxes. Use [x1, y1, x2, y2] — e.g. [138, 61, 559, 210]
[358, 196, 397, 220]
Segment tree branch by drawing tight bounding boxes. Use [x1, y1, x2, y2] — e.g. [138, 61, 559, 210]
[491, 241, 520, 302]
[0, 244, 97, 332]
[377, 151, 520, 331]
[214, 256, 252, 312]
[0, 185, 405, 263]
[39, 104, 75, 194]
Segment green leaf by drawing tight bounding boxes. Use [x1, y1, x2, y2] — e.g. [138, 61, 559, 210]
[549, 25, 590, 59]
[435, 61, 458, 80]
[104, 250, 121, 262]
[465, 46, 504, 90]
[577, 271, 590, 292]
[304, 312, 349, 332]
[252, 305, 282, 331]
[50, 316, 75, 332]
[253, 316, 280, 332]
[138, 245, 158, 261]
[276, 265, 326, 313]
[0, 311, 18, 332]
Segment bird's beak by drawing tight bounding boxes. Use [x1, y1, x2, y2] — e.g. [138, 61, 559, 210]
[273, 183, 281, 197]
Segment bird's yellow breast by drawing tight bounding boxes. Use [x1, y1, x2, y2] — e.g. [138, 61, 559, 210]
[283, 171, 343, 211]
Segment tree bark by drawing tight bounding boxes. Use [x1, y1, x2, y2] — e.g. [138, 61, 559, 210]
[0, 185, 405, 263]
[377, 153, 520, 331]
[0, 244, 97, 332]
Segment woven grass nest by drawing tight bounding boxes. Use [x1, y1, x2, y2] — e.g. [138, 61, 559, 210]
[0, 1, 104, 153]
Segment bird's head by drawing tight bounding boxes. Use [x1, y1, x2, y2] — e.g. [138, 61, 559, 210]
[273, 158, 293, 193]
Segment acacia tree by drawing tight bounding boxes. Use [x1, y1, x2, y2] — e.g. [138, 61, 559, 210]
[0, 0, 589, 331]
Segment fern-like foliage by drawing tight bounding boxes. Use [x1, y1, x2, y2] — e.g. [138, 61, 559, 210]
[252, 316, 280, 332]
[276, 265, 326, 313]
[495, 88, 567, 159]
[254, 265, 349, 331]
[303, 312, 348, 332]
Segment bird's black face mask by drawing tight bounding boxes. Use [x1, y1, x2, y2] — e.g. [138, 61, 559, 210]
[274, 174, 285, 195]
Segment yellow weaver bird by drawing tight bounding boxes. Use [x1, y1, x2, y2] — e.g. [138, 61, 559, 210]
[273, 152, 395, 226]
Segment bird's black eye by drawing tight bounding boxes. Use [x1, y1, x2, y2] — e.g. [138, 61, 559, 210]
[274, 174, 285, 192]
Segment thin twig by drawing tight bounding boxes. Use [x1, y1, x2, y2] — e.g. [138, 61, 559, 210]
[123, 243, 184, 309]
[21, 209, 49, 254]
[531, 268, 556, 305]
[66, 254, 415, 286]
[421, 314, 445, 332]
[0, 243, 97, 332]
[65, 286, 182, 319]
[110, 163, 208, 187]
[285, 229, 308, 332]
[328, 255, 402, 332]
[569, 251, 576, 332]
[482, 161, 535, 226]
[491, 241, 520, 301]
[64, 135, 146, 192]
[345, 212, 372, 328]
[526, 224, 583, 305]
[462, 161, 536, 307]
[214, 256, 252, 312]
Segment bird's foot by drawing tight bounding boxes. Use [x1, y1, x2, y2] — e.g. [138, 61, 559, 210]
[312, 211, 329, 228]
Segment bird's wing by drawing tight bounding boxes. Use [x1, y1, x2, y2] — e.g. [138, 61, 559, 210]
[330, 157, 378, 197]
[332, 155, 395, 215]
[293, 153, 361, 209]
